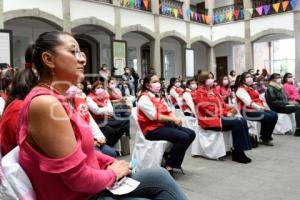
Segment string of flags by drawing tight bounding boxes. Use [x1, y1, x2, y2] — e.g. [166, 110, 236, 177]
[121, 0, 150, 10]
[213, 0, 298, 24]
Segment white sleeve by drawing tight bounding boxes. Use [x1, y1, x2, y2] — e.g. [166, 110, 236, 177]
[0, 97, 5, 117]
[86, 97, 113, 115]
[236, 88, 262, 110]
[170, 88, 179, 99]
[89, 113, 105, 140]
[137, 95, 157, 120]
[183, 92, 196, 114]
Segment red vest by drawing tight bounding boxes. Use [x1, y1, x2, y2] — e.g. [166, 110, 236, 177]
[74, 97, 90, 123]
[237, 86, 264, 111]
[109, 88, 122, 101]
[170, 87, 184, 105]
[88, 92, 112, 120]
[138, 93, 172, 135]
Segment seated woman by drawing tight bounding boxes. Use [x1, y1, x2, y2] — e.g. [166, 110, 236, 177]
[193, 71, 252, 164]
[283, 73, 300, 103]
[214, 75, 232, 104]
[181, 79, 197, 117]
[0, 46, 37, 156]
[18, 31, 187, 200]
[137, 74, 195, 174]
[265, 73, 299, 114]
[235, 72, 278, 146]
[167, 77, 184, 108]
[86, 81, 128, 147]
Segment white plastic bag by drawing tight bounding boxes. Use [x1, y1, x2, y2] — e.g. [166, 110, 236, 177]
[0, 147, 36, 200]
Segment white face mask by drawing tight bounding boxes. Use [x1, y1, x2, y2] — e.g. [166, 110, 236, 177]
[205, 79, 214, 87]
[287, 77, 294, 84]
[175, 82, 181, 88]
[222, 79, 229, 86]
[190, 83, 197, 91]
[275, 78, 282, 84]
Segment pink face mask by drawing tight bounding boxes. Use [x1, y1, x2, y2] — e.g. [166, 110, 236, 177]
[150, 82, 161, 93]
[95, 88, 108, 99]
[245, 77, 253, 86]
[223, 79, 229, 86]
[205, 79, 214, 87]
[66, 85, 78, 99]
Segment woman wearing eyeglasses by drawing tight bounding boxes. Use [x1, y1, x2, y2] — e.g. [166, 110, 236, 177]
[235, 72, 278, 146]
[17, 31, 187, 200]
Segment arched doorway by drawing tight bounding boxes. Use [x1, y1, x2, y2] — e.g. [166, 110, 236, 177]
[4, 17, 61, 67]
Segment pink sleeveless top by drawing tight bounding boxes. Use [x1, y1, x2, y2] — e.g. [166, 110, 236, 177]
[18, 87, 116, 200]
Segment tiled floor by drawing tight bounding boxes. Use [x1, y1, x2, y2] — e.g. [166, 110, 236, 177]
[125, 120, 300, 200]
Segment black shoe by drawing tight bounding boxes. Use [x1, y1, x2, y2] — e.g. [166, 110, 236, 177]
[261, 140, 274, 146]
[232, 151, 251, 164]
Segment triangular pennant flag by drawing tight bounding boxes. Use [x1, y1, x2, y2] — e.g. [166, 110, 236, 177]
[205, 15, 211, 24]
[234, 10, 240, 19]
[272, 3, 280, 13]
[185, 8, 190, 18]
[136, 0, 142, 9]
[202, 14, 205, 22]
[190, 11, 194, 19]
[196, 13, 199, 21]
[129, 0, 135, 8]
[226, 10, 233, 21]
[291, 0, 298, 9]
[240, 9, 244, 18]
[142, 0, 149, 10]
[214, 15, 219, 23]
[178, 8, 183, 16]
[173, 9, 178, 18]
[282, 1, 289, 11]
[246, 8, 253, 16]
[256, 6, 263, 15]
[122, 0, 128, 6]
[161, 5, 167, 14]
[220, 14, 225, 22]
[263, 5, 270, 15]
[167, 7, 172, 14]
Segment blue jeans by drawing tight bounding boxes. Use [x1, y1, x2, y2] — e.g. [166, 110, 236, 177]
[146, 126, 196, 168]
[95, 145, 117, 158]
[92, 168, 188, 200]
[243, 110, 278, 141]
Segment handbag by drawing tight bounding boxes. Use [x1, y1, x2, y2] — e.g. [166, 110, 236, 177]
[120, 135, 130, 156]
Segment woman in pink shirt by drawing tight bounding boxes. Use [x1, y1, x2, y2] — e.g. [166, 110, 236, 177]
[214, 75, 232, 103]
[18, 31, 187, 200]
[283, 73, 300, 103]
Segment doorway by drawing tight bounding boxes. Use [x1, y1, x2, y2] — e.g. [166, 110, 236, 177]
[216, 56, 228, 80]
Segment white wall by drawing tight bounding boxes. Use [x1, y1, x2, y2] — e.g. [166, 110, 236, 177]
[159, 17, 186, 37]
[212, 22, 245, 42]
[250, 13, 294, 37]
[190, 23, 211, 41]
[121, 9, 155, 32]
[3, 0, 63, 19]
[214, 42, 239, 74]
[70, 0, 115, 26]
[191, 42, 208, 73]
[214, 0, 234, 8]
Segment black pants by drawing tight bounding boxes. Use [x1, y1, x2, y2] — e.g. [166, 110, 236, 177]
[206, 117, 251, 152]
[270, 105, 299, 114]
[243, 110, 278, 142]
[96, 118, 129, 147]
[146, 125, 196, 168]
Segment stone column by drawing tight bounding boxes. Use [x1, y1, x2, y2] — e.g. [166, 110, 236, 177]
[0, 0, 4, 29]
[205, 0, 215, 25]
[208, 46, 216, 75]
[150, 14, 161, 76]
[62, 0, 71, 32]
[294, 2, 300, 81]
[114, 0, 122, 40]
[244, 0, 253, 71]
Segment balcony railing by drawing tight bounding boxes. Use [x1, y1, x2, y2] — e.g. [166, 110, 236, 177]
[120, 0, 151, 12]
[87, 0, 112, 4]
[190, 6, 210, 24]
[213, 4, 244, 24]
[251, 0, 295, 18]
[159, 0, 184, 19]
